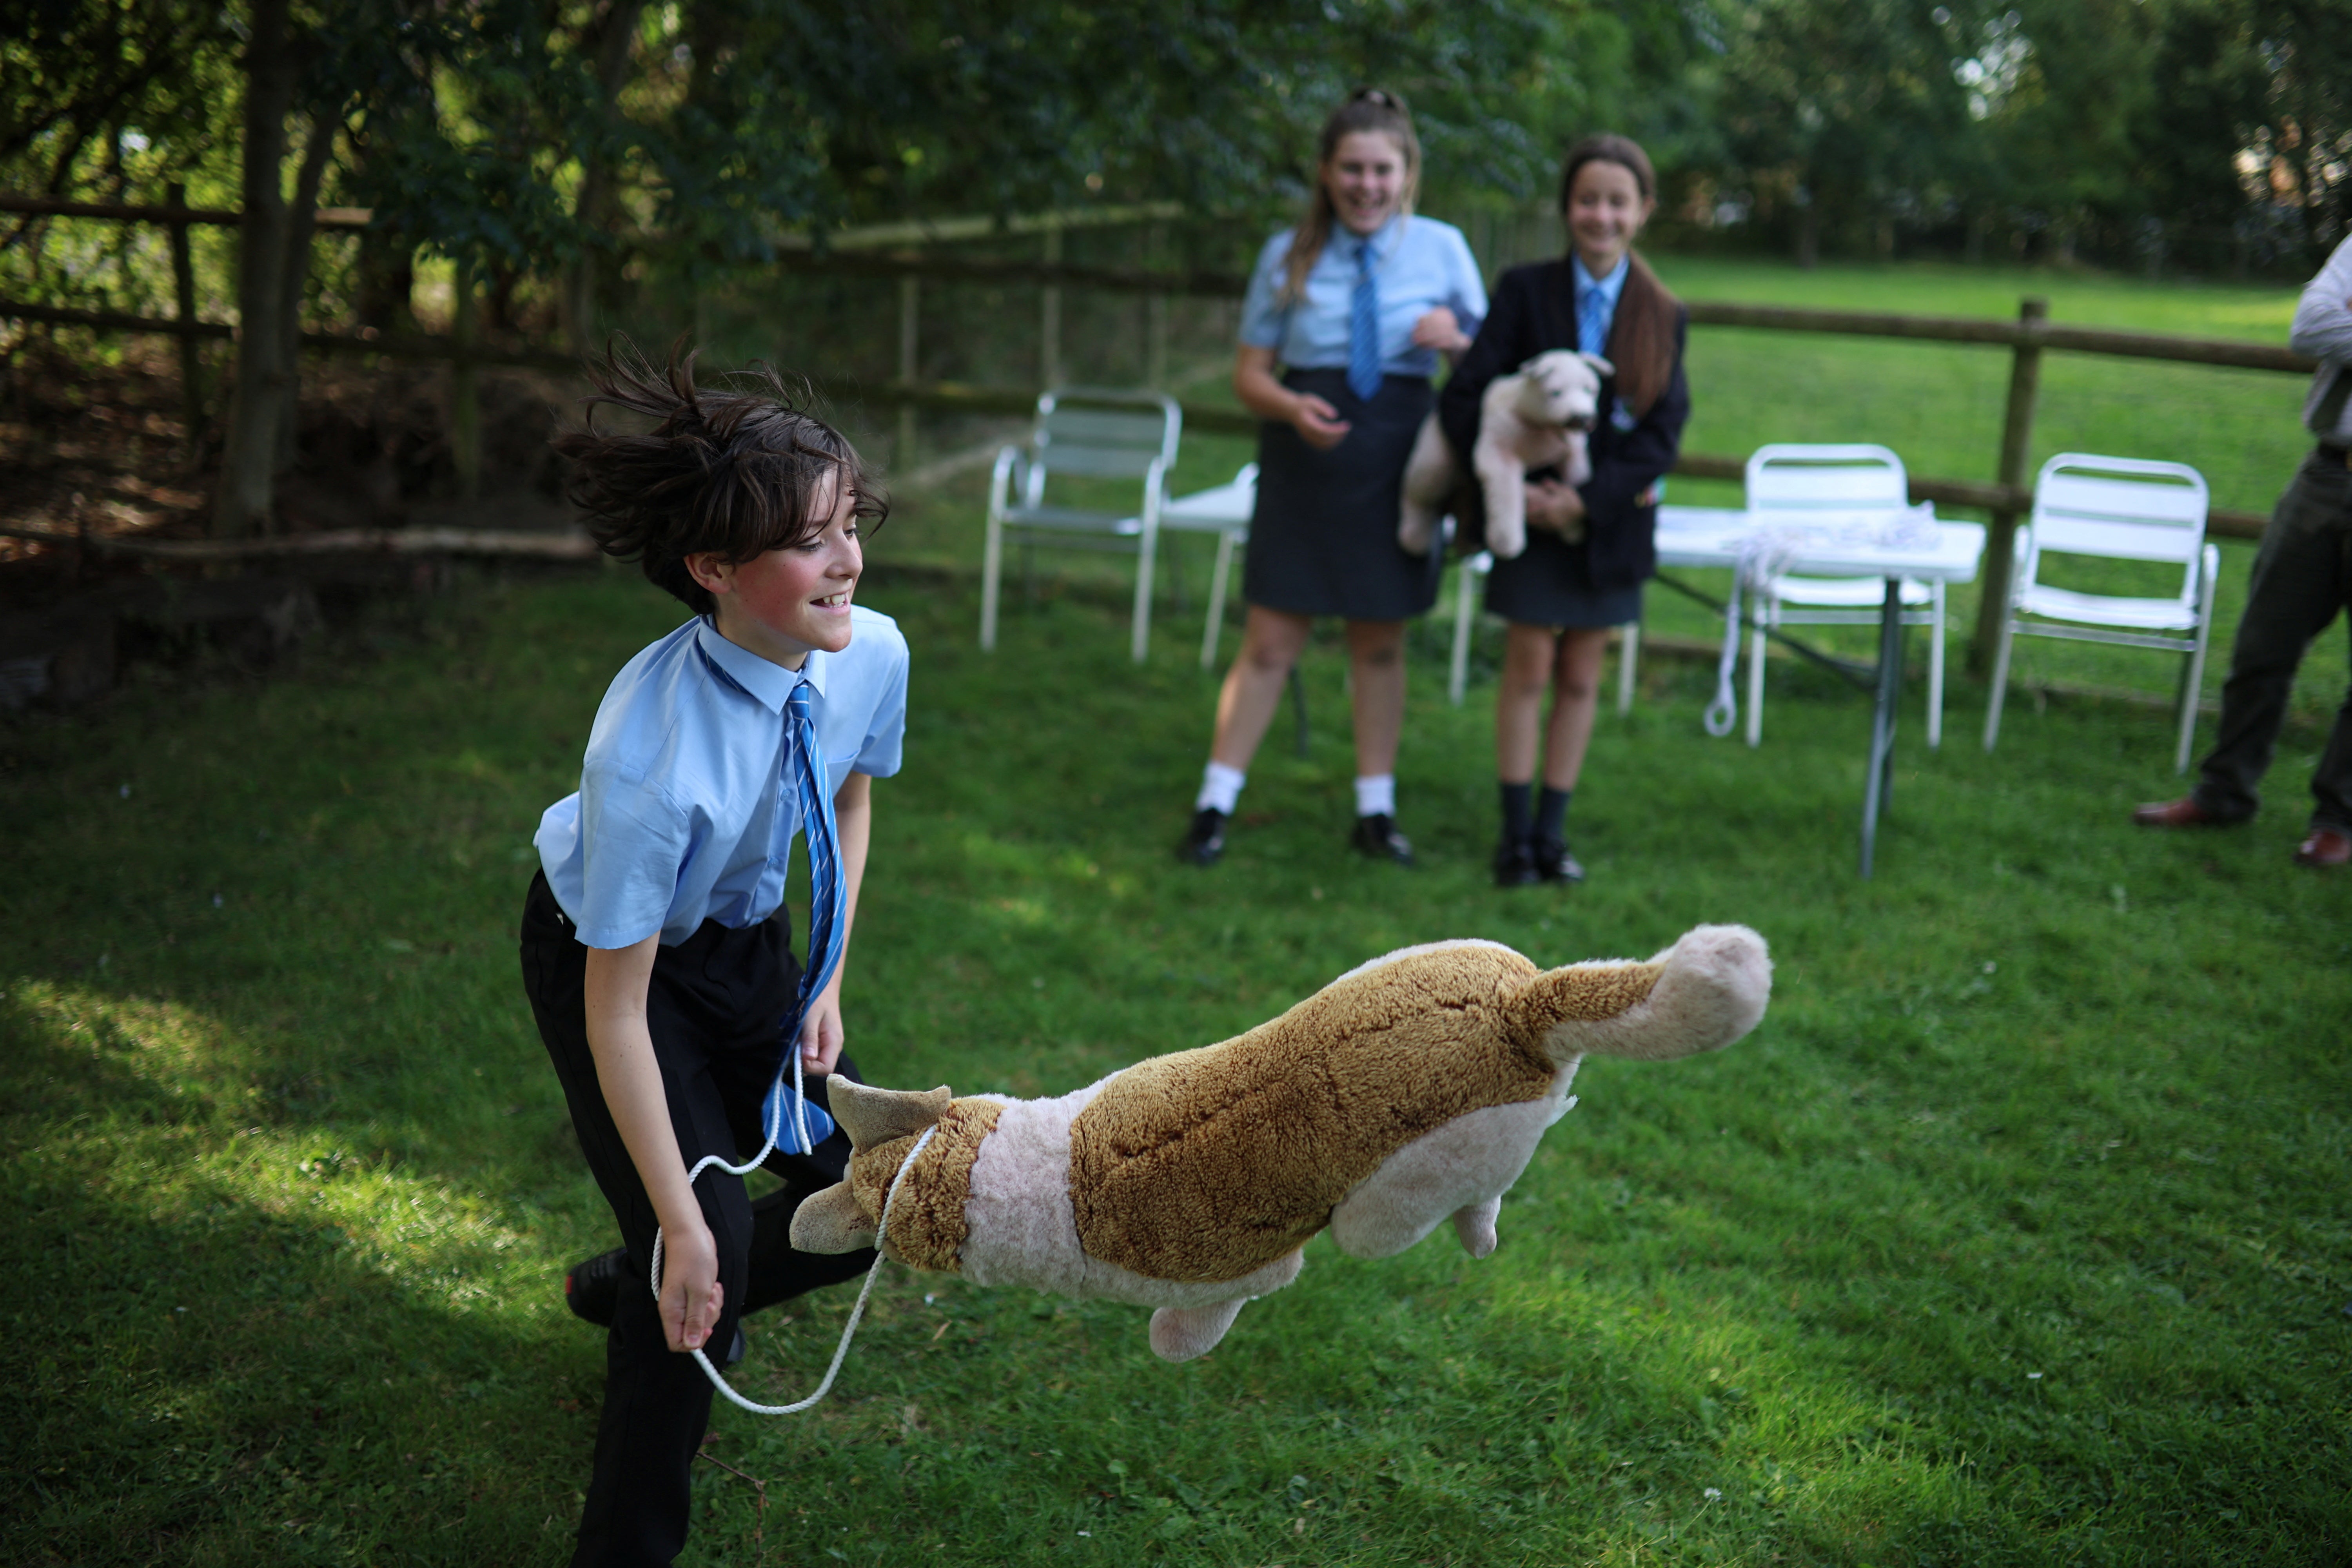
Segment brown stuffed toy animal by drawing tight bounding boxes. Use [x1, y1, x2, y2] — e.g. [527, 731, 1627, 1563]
[792, 924, 1768, 1361]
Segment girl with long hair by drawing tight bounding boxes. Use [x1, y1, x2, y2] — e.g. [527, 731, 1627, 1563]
[1178, 89, 1488, 869]
[1436, 133, 1690, 886]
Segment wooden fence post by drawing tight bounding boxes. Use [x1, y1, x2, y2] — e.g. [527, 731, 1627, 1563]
[1143, 221, 1167, 390]
[450, 257, 481, 501]
[1971, 295, 2047, 673]
[1146, 291, 1168, 390]
[1040, 222, 1062, 389]
[165, 181, 205, 456]
[1143, 220, 1171, 390]
[897, 275, 918, 468]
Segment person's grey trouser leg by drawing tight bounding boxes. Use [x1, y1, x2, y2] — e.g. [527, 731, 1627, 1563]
[2191, 453, 2352, 826]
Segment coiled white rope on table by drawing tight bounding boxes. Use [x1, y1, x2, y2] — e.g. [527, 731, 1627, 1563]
[648, 1048, 936, 1417]
[1702, 506, 1942, 739]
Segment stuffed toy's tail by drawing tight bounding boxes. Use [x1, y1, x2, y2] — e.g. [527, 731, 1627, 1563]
[1508, 923, 1770, 1065]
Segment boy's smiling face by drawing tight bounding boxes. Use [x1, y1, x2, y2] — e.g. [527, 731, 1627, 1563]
[688, 476, 863, 670]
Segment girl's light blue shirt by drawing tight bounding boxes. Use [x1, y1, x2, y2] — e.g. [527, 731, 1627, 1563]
[534, 609, 909, 950]
[1238, 213, 1487, 379]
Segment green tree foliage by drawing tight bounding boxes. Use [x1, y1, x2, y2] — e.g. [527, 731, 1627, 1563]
[1700, 0, 2350, 267]
[5, 0, 2346, 342]
[1710, 0, 1984, 265]
[0, 0, 234, 198]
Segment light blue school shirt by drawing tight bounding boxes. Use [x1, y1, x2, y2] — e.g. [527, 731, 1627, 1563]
[534, 608, 909, 950]
[1238, 213, 1487, 379]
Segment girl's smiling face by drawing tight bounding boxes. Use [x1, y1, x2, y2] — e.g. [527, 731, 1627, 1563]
[1322, 130, 1409, 237]
[689, 476, 863, 668]
[1564, 157, 1653, 276]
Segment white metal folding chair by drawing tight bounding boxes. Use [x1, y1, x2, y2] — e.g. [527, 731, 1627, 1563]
[979, 388, 1182, 663]
[1447, 544, 1640, 715]
[1984, 453, 2218, 772]
[1743, 443, 1945, 748]
[1149, 463, 1257, 670]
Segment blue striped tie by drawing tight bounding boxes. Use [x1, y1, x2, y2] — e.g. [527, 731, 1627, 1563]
[760, 678, 847, 1154]
[1347, 238, 1382, 403]
[1579, 283, 1609, 359]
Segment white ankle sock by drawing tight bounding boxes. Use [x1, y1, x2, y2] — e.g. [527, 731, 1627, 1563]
[1354, 774, 1396, 818]
[1196, 762, 1246, 815]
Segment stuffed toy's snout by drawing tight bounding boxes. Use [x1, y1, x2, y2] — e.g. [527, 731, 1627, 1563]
[792, 923, 1769, 1361]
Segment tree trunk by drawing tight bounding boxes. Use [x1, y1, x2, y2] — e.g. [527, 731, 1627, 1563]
[1796, 199, 1820, 270]
[347, 127, 416, 335]
[273, 110, 336, 472]
[213, 0, 295, 539]
[562, 0, 646, 354]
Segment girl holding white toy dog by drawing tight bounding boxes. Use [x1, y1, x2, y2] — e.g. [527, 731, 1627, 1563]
[1176, 88, 1486, 870]
[1434, 133, 1690, 887]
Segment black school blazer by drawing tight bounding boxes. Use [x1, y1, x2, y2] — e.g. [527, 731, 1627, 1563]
[1436, 259, 1691, 593]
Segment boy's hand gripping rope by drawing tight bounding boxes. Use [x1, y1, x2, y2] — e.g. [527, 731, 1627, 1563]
[651, 1078, 935, 1417]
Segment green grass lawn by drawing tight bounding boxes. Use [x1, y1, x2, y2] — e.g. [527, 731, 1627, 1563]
[5, 560, 2347, 1567]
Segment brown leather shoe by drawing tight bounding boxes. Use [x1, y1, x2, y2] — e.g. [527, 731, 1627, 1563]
[2132, 797, 2228, 828]
[2294, 828, 2350, 867]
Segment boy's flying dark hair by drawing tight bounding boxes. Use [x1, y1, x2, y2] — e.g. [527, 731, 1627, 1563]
[555, 341, 888, 615]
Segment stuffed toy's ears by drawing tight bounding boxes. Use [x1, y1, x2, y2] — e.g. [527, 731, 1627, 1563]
[789, 1183, 876, 1254]
[829, 1079, 952, 1151]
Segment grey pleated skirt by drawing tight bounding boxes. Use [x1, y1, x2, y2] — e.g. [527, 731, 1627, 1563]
[1242, 369, 1443, 621]
[1483, 524, 1646, 629]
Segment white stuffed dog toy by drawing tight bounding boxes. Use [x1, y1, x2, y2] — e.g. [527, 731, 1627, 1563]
[1399, 348, 1612, 561]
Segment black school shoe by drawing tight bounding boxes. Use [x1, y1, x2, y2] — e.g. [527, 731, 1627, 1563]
[1350, 813, 1415, 867]
[565, 1246, 747, 1364]
[1176, 807, 1227, 866]
[1492, 836, 1540, 887]
[565, 1246, 628, 1327]
[1532, 836, 1586, 884]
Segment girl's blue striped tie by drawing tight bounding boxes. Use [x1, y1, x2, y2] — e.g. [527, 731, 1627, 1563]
[1347, 238, 1383, 402]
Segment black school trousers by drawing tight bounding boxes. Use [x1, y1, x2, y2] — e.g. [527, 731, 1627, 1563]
[2190, 448, 2352, 833]
[518, 871, 876, 1568]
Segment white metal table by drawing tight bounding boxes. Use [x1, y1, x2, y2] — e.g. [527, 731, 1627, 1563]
[1655, 505, 1988, 877]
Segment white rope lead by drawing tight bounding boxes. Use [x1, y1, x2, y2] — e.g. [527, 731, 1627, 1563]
[650, 1112, 938, 1418]
[1702, 567, 1751, 739]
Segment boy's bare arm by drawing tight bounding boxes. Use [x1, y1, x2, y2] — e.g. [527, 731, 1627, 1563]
[583, 936, 724, 1354]
[798, 770, 872, 1073]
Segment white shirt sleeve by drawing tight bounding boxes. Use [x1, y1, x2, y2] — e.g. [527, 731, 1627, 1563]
[573, 766, 694, 949]
[1237, 232, 1296, 351]
[2290, 235, 2352, 364]
[1445, 225, 1489, 339]
[852, 630, 910, 780]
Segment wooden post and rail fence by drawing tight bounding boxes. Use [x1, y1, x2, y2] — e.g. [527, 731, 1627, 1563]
[0, 191, 2319, 667]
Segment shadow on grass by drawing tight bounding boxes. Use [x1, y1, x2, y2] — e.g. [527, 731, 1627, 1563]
[1, 999, 604, 1567]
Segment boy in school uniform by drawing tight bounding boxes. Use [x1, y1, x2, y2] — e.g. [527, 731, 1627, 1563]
[517, 350, 909, 1567]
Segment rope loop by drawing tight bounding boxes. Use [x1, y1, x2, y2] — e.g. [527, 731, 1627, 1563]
[648, 1052, 935, 1417]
